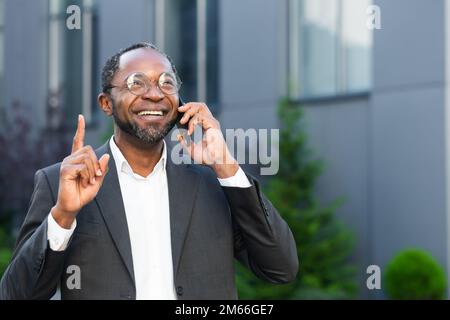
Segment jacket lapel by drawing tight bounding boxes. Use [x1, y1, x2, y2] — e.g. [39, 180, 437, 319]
[166, 154, 201, 278]
[93, 140, 201, 286]
[94, 142, 135, 285]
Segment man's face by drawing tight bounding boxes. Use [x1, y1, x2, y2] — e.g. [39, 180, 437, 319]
[109, 48, 179, 144]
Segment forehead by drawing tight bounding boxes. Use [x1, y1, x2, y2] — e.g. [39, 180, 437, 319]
[116, 48, 173, 80]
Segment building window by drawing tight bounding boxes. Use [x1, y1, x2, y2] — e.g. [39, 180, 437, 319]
[289, 0, 372, 99]
[48, 0, 97, 128]
[0, 0, 5, 111]
[154, 0, 219, 110]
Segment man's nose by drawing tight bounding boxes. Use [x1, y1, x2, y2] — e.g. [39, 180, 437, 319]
[141, 83, 164, 100]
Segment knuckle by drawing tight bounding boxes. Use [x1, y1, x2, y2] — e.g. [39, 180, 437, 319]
[82, 161, 92, 172]
[83, 152, 93, 160]
[80, 168, 89, 177]
[84, 158, 93, 169]
[81, 153, 90, 163]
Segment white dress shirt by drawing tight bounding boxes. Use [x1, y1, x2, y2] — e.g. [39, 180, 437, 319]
[47, 136, 251, 299]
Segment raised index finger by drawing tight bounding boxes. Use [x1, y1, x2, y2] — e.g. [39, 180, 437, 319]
[71, 114, 85, 153]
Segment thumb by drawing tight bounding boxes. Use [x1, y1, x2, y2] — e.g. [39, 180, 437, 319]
[178, 134, 192, 156]
[98, 154, 110, 176]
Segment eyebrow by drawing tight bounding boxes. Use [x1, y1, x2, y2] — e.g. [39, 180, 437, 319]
[123, 70, 174, 80]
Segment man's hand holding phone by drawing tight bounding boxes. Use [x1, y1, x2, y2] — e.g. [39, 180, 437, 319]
[176, 101, 239, 179]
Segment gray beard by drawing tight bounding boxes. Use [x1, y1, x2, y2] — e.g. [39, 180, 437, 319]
[112, 103, 176, 145]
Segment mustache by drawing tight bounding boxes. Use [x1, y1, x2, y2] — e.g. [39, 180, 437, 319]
[111, 104, 177, 144]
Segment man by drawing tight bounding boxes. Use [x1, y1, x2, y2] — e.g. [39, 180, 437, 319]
[0, 42, 298, 300]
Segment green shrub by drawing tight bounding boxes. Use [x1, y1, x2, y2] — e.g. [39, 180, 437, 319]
[236, 98, 357, 299]
[0, 226, 12, 278]
[384, 249, 446, 299]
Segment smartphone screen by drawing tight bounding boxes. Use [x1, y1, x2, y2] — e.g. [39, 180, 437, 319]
[176, 97, 191, 145]
[176, 97, 188, 130]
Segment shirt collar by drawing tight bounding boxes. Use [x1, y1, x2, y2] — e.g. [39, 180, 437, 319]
[109, 136, 167, 179]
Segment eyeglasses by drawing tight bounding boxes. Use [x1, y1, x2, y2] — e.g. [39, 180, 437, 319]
[107, 72, 182, 96]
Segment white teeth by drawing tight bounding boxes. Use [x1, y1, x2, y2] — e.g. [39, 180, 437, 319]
[137, 110, 163, 116]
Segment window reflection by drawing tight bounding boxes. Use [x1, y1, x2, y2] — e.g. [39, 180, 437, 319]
[0, 0, 4, 111]
[290, 0, 372, 99]
[160, 0, 219, 108]
[48, 0, 97, 127]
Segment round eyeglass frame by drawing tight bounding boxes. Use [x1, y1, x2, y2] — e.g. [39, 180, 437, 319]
[107, 71, 182, 96]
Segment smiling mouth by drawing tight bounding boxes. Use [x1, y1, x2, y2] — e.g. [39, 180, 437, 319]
[137, 110, 164, 116]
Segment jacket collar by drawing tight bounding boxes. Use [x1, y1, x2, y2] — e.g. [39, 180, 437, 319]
[94, 138, 200, 285]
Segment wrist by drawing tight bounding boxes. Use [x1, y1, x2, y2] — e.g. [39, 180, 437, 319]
[51, 205, 77, 229]
[212, 157, 239, 179]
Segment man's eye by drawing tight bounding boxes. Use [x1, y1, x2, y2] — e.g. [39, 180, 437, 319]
[160, 79, 176, 87]
[130, 80, 145, 88]
[162, 81, 175, 87]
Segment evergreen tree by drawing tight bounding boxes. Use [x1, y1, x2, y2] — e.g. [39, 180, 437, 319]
[236, 98, 357, 299]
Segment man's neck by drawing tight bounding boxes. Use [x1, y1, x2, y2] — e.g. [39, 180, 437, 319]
[113, 129, 164, 177]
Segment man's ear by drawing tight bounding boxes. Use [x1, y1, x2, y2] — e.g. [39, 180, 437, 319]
[98, 92, 113, 116]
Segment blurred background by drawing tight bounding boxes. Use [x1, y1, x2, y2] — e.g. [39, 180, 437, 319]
[0, 0, 449, 300]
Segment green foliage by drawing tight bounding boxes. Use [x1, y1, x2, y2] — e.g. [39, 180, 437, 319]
[236, 98, 357, 299]
[102, 119, 114, 144]
[0, 101, 70, 279]
[0, 225, 13, 278]
[384, 249, 447, 300]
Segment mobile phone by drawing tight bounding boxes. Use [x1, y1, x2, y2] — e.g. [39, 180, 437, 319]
[176, 97, 191, 145]
[176, 97, 188, 131]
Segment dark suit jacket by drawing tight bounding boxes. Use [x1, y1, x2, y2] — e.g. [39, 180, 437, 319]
[0, 141, 298, 300]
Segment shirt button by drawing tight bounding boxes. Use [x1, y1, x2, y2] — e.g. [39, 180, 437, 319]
[176, 286, 184, 296]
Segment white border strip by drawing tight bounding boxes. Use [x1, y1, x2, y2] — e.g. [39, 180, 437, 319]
[289, 0, 300, 98]
[155, 0, 165, 51]
[82, 5, 92, 123]
[445, 0, 450, 298]
[197, 0, 207, 102]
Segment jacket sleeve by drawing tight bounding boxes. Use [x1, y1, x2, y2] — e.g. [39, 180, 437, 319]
[0, 170, 68, 300]
[221, 173, 299, 284]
